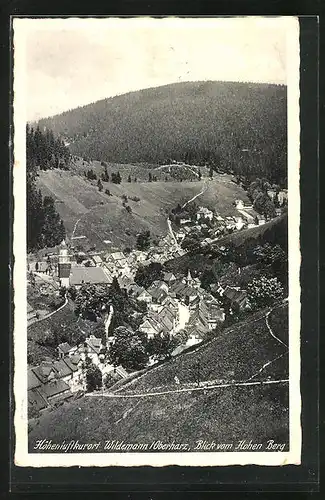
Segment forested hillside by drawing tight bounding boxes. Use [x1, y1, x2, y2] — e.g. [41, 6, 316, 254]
[26, 125, 68, 251]
[38, 81, 287, 185]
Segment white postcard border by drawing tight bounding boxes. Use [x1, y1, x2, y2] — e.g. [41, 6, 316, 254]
[13, 16, 301, 467]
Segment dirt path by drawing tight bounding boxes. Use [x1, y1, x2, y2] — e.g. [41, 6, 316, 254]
[181, 180, 208, 209]
[104, 305, 114, 340]
[245, 301, 289, 381]
[28, 293, 68, 326]
[86, 378, 289, 399]
[167, 217, 180, 248]
[265, 308, 288, 348]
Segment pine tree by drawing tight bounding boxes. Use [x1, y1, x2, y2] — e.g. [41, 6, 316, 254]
[127, 174, 132, 182]
[97, 179, 103, 192]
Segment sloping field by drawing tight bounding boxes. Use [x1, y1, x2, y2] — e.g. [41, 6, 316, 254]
[28, 304, 289, 450]
[37, 170, 249, 250]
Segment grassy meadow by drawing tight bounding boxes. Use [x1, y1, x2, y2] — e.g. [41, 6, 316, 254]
[37, 169, 249, 250]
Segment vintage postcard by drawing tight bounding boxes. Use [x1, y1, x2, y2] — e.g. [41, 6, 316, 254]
[13, 16, 301, 467]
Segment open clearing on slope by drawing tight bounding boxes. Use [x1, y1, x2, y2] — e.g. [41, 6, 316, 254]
[28, 304, 289, 449]
[37, 169, 250, 250]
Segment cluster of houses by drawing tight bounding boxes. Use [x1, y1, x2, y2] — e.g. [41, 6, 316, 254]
[28, 335, 128, 417]
[174, 199, 285, 248]
[267, 188, 288, 206]
[27, 230, 251, 419]
[210, 282, 250, 312]
[124, 269, 227, 346]
[28, 268, 228, 418]
[29, 232, 187, 290]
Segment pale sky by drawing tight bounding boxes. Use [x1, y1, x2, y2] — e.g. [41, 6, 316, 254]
[14, 17, 292, 121]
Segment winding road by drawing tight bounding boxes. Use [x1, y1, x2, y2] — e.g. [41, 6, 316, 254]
[28, 293, 68, 327]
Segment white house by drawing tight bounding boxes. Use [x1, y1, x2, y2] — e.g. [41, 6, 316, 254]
[235, 199, 253, 210]
[196, 207, 214, 221]
[234, 216, 245, 230]
[278, 190, 288, 206]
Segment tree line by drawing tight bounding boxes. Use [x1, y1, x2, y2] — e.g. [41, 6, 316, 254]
[26, 123, 71, 172]
[26, 124, 66, 251]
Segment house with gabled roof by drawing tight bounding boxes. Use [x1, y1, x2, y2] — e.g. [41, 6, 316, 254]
[132, 250, 147, 263]
[32, 361, 57, 385]
[148, 280, 168, 292]
[92, 254, 103, 266]
[136, 289, 153, 304]
[28, 368, 42, 390]
[38, 379, 72, 405]
[57, 342, 77, 359]
[102, 263, 115, 281]
[82, 335, 103, 366]
[28, 388, 48, 413]
[161, 296, 179, 317]
[157, 312, 175, 335]
[218, 284, 250, 312]
[139, 316, 162, 339]
[106, 251, 125, 263]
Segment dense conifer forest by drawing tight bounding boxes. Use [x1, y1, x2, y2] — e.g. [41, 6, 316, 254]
[26, 124, 68, 251]
[38, 81, 287, 186]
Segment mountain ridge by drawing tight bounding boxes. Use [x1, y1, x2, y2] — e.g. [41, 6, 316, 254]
[35, 80, 287, 122]
[37, 81, 287, 184]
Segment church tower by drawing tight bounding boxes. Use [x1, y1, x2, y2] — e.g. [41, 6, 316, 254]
[58, 240, 71, 288]
[186, 268, 193, 286]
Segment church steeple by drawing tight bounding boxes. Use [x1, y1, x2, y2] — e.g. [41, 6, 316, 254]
[186, 268, 193, 286]
[58, 240, 71, 287]
[59, 240, 69, 264]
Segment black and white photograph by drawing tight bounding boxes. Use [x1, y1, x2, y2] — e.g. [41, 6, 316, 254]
[13, 16, 301, 467]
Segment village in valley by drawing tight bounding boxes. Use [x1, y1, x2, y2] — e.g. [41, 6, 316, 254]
[19, 16, 293, 452]
[27, 173, 288, 420]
